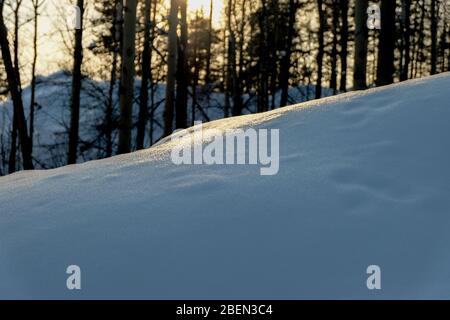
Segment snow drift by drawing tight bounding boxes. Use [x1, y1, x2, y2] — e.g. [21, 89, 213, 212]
[0, 73, 449, 299]
[0, 71, 332, 174]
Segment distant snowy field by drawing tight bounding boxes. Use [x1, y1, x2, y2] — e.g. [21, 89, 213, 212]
[0, 73, 449, 299]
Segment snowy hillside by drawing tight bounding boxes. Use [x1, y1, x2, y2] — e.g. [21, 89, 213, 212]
[0, 73, 449, 299]
[0, 71, 333, 174]
[0, 71, 169, 171]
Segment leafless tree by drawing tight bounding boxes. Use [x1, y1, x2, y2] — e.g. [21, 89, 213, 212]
[118, 0, 137, 154]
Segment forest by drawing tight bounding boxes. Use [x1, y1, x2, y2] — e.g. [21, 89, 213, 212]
[0, 0, 449, 175]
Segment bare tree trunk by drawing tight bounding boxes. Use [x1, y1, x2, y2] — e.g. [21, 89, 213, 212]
[175, 0, 189, 129]
[0, 0, 33, 170]
[149, 0, 157, 145]
[205, 0, 213, 86]
[353, 0, 368, 90]
[223, 27, 230, 118]
[416, 0, 426, 77]
[376, 0, 396, 86]
[330, 0, 339, 95]
[8, 113, 17, 173]
[258, 0, 269, 111]
[118, 0, 137, 154]
[9, 0, 23, 172]
[106, 49, 118, 157]
[226, 0, 241, 116]
[448, 33, 450, 72]
[339, 0, 348, 92]
[105, 0, 122, 157]
[137, 0, 152, 149]
[238, 2, 246, 74]
[430, 0, 438, 75]
[191, 22, 198, 126]
[439, 12, 447, 72]
[411, 1, 420, 78]
[279, 0, 297, 107]
[13, 0, 22, 88]
[29, 0, 44, 154]
[269, 0, 279, 110]
[448, 24, 450, 72]
[400, 0, 411, 81]
[315, 0, 325, 99]
[231, 0, 243, 115]
[164, 0, 178, 137]
[68, 0, 85, 164]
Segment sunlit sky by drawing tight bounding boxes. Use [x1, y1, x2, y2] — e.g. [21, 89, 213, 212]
[16, 0, 224, 80]
[189, 0, 223, 19]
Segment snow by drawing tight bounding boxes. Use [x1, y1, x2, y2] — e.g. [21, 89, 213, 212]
[0, 73, 450, 299]
[0, 71, 333, 173]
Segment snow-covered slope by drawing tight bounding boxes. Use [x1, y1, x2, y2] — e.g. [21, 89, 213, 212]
[0, 71, 333, 174]
[0, 72, 168, 171]
[0, 73, 449, 299]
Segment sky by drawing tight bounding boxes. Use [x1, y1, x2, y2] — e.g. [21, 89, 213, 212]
[189, 0, 223, 18]
[17, 0, 224, 80]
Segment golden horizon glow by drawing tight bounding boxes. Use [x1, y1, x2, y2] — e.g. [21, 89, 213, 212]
[187, 0, 223, 25]
[19, 0, 225, 78]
